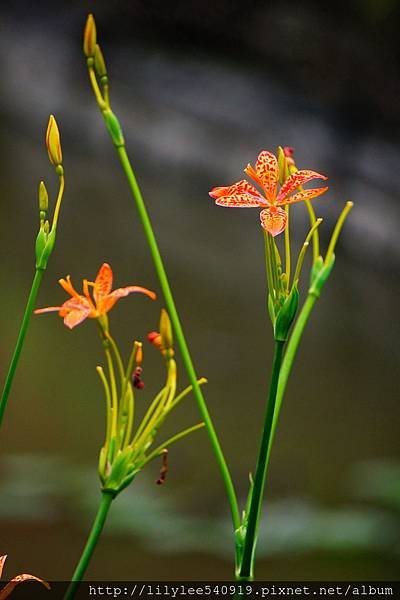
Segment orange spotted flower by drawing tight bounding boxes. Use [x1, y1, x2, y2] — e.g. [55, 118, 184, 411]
[35, 263, 156, 329]
[209, 150, 328, 236]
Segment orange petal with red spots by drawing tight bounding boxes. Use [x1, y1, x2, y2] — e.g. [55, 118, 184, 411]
[209, 179, 260, 200]
[93, 263, 113, 304]
[260, 207, 287, 237]
[279, 186, 328, 206]
[214, 193, 265, 207]
[278, 170, 328, 202]
[254, 151, 279, 201]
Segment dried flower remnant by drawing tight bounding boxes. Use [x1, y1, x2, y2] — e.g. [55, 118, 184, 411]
[0, 555, 49, 599]
[35, 263, 156, 329]
[209, 150, 328, 236]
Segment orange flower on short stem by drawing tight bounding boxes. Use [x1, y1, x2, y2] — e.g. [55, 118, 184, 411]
[35, 263, 156, 329]
[209, 150, 328, 236]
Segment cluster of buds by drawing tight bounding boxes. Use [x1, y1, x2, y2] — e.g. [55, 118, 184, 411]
[95, 308, 204, 495]
[35, 115, 65, 270]
[83, 14, 124, 148]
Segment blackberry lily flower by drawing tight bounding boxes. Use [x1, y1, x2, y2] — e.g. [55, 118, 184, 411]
[209, 150, 328, 236]
[35, 263, 156, 329]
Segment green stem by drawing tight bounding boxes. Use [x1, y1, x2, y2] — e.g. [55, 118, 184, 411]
[269, 292, 317, 448]
[64, 491, 114, 600]
[238, 340, 285, 580]
[0, 268, 44, 428]
[113, 144, 241, 531]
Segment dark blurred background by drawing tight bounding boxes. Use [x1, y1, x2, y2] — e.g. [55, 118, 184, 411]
[0, 0, 399, 582]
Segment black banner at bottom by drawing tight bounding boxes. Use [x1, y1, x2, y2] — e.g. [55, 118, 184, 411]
[2, 581, 399, 600]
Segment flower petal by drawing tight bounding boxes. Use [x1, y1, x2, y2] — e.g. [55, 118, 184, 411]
[277, 169, 328, 202]
[93, 263, 113, 304]
[214, 193, 265, 207]
[57, 297, 92, 329]
[101, 286, 156, 314]
[34, 306, 63, 314]
[209, 179, 260, 200]
[279, 186, 329, 206]
[63, 306, 92, 329]
[0, 574, 50, 599]
[260, 207, 287, 237]
[254, 151, 279, 201]
[0, 556, 6, 579]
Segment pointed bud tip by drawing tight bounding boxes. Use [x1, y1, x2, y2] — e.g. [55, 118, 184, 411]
[46, 115, 62, 167]
[84, 14, 97, 57]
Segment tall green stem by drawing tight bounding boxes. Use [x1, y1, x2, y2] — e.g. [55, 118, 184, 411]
[238, 340, 285, 580]
[270, 292, 317, 447]
[0, 268, 44, 428]
[64, 491, 114, 600]
[115, 145, 241, 531]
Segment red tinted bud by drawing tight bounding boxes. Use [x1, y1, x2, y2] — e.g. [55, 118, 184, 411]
[147, 331, 162, 349]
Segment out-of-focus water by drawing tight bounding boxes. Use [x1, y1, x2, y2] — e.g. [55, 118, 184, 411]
[0, 3, 398, 581]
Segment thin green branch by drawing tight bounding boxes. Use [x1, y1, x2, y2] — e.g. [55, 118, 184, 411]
[63, 491, 114, 600]
[0, 268, 44, 428]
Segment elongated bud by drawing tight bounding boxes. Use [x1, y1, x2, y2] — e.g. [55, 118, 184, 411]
[135, 342, 143, 366]
[277, 146, 286, 184]
[46, 115, 62, 167]
[83, 14, 97, 58]
[160, 308, 173, 350]
[38, 181, 48, 213]
[94, 44, 107, 78]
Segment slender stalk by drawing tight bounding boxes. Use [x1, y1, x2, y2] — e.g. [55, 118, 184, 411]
[238, 340, 285, 580]
[0, 268, 44, 428]
[64, 491, 114, 600]
[270, 292, 317, 452]
[114, 144, 241, 531]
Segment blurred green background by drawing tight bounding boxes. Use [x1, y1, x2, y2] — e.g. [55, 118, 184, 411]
[0, 0, 399, 582]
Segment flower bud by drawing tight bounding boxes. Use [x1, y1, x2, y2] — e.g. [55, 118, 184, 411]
[83, 14, 97, 58]
[94, 44, 107, 79]
[274, 285, 299, 342]
[45, 115, 62, 167]
[160, 308, 173, 350]
[135, 342, 143, 366]
[38, 181, 48, 213]
[147, 331, 162, 349]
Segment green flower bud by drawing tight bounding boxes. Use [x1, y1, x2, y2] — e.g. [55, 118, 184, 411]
[274, 285, 299, 342]
[103, 110, 124, 147]
[94, 44, 107, 79]
[38, 181, 48, 213]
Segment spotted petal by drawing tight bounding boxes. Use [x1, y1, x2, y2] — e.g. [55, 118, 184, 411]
[101, 286, 156, 314]
[277, 169, 328, 202]
[260, 207, 287, 237]
[254, 151, 279, 201]
[209, 179, 260, 200]
[93, 263, 113, 304]
[279, 186, 328, 206]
